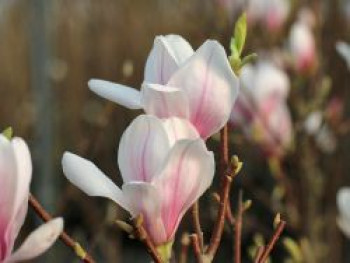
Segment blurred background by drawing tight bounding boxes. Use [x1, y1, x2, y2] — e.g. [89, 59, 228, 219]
[0, 0, 349, 262]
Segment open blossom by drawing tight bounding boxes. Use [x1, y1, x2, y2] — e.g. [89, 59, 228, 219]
[230, 61, 292, 157]
[62, 115, 214, 246]
[0, 135, 63, 262]
[289, 9, 316, 72]
[246, 0, 290, 32]
[337, 188, 350, 238]
[88, 35, 239, 139]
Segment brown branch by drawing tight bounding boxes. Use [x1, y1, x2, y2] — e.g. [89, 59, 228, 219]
[29, 193, 95, 263]
[191, 202, 204, 252]
[258, 221, 286, 263]
[132, 215, 163, 263]
[190, 234, 203, 263]
[179, 233, 190, 263]
[205, 175, 232, 259]
[206, 156, 242, 260]
[254, 246, 265, 263]
[234, 191, 243, 263]
[220, 125, 229, 173]
[212, 192, 235, 225]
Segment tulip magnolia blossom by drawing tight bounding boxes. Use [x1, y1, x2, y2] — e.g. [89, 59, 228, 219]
[337, 187, 350, 238]
[246, 0, 290, 32]
[88, 35, 239, 139]
[62, 115, 214, 247]
[0, 135, 63, 262]
[230, 61, 292, 157]
[289, 10, 316, 72]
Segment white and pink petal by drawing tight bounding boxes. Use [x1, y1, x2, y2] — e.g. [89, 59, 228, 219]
[88, 79, 142, 109]
[168, 40, 239, 139]
[118, 115, 170, 183]
[62, 152, 128, 211]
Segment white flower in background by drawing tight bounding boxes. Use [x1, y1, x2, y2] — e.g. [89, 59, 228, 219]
[304, 111, 337, 154]
[304, 111, 323, 135]
[337, 188, 350, 238]
[0, 135, 63, 262]
[88, 35, 239, 139]
[289, 9, 316, 72]
[247, 0, 290, 32]
[230, 61, 292, 157]
[336, 41, 350, 71]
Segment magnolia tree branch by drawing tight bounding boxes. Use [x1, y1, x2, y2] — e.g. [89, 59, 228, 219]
[254, 246, 265, 263]
[190, 234, 203, 263]
[234, 191, 243, 263]
[257, 220, 286, 263]
[179, 233, 190, 263]
[191, 202, 204, 252]
[205, 155, 242, 260]
[28, 193, 95, 263]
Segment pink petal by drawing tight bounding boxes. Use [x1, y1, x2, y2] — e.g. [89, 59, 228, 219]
[168, 40, 239, 139]
[7, 138, 32, 236]
[154, 139, 214, 241]
[0, 136, 18, 260]
[141, 83, 190, 119]
[145, 35, 194, 85]
[88, 79, 142, 109]
[118, 115, 171, 183]
[122, 182, 167, 245]
[62, 152, 128, 211]
[7, 218, 63, 262]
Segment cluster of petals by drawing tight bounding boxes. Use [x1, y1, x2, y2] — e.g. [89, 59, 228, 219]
[62, 115, 214, 245]
[337, 188, 350, 238]
[289, 9, 316, 73]
[88, 34, 239, 139]
[246, 0, 290, 32]
[230, 61, 292, 157]
[0, 135, 63, 262]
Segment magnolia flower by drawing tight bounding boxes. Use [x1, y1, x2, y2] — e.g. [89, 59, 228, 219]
[62, 115, 214, 247]
[246, 0, 290, 32]
[88, 35, 239, 139]
[289, 9, 316, 72]
[336, 41, 350, 71]
[0, 135, 63, 262]
[337, 187, 350, 238]
[303, 111, 337, 153]
[230, 61, 292, 157]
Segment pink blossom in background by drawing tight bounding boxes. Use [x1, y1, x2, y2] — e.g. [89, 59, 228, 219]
[62, 115, 214, 246]
[0, 135, 63, 263]
[246, 0, 290, 32]
[230, 61, 293, 157]
[289, 9, 316, 73]
[88, 35, 239, 139]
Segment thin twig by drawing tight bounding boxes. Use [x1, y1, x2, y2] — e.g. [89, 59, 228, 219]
[220, 125, 229, 173]
[29, 193, 95, 263]
[206, 156, 242, 260]
[191, 202, 204, 252]
[179, 233, 190, 263]
[190, 234, 203, 263]
[254, 246, 265, 263]
[132, 215, 163, 263]
[258, 221, 286, 263]
[212, 192, 235, 225]
[234, 191, 243, 263]
[205, 175, 232, 259]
